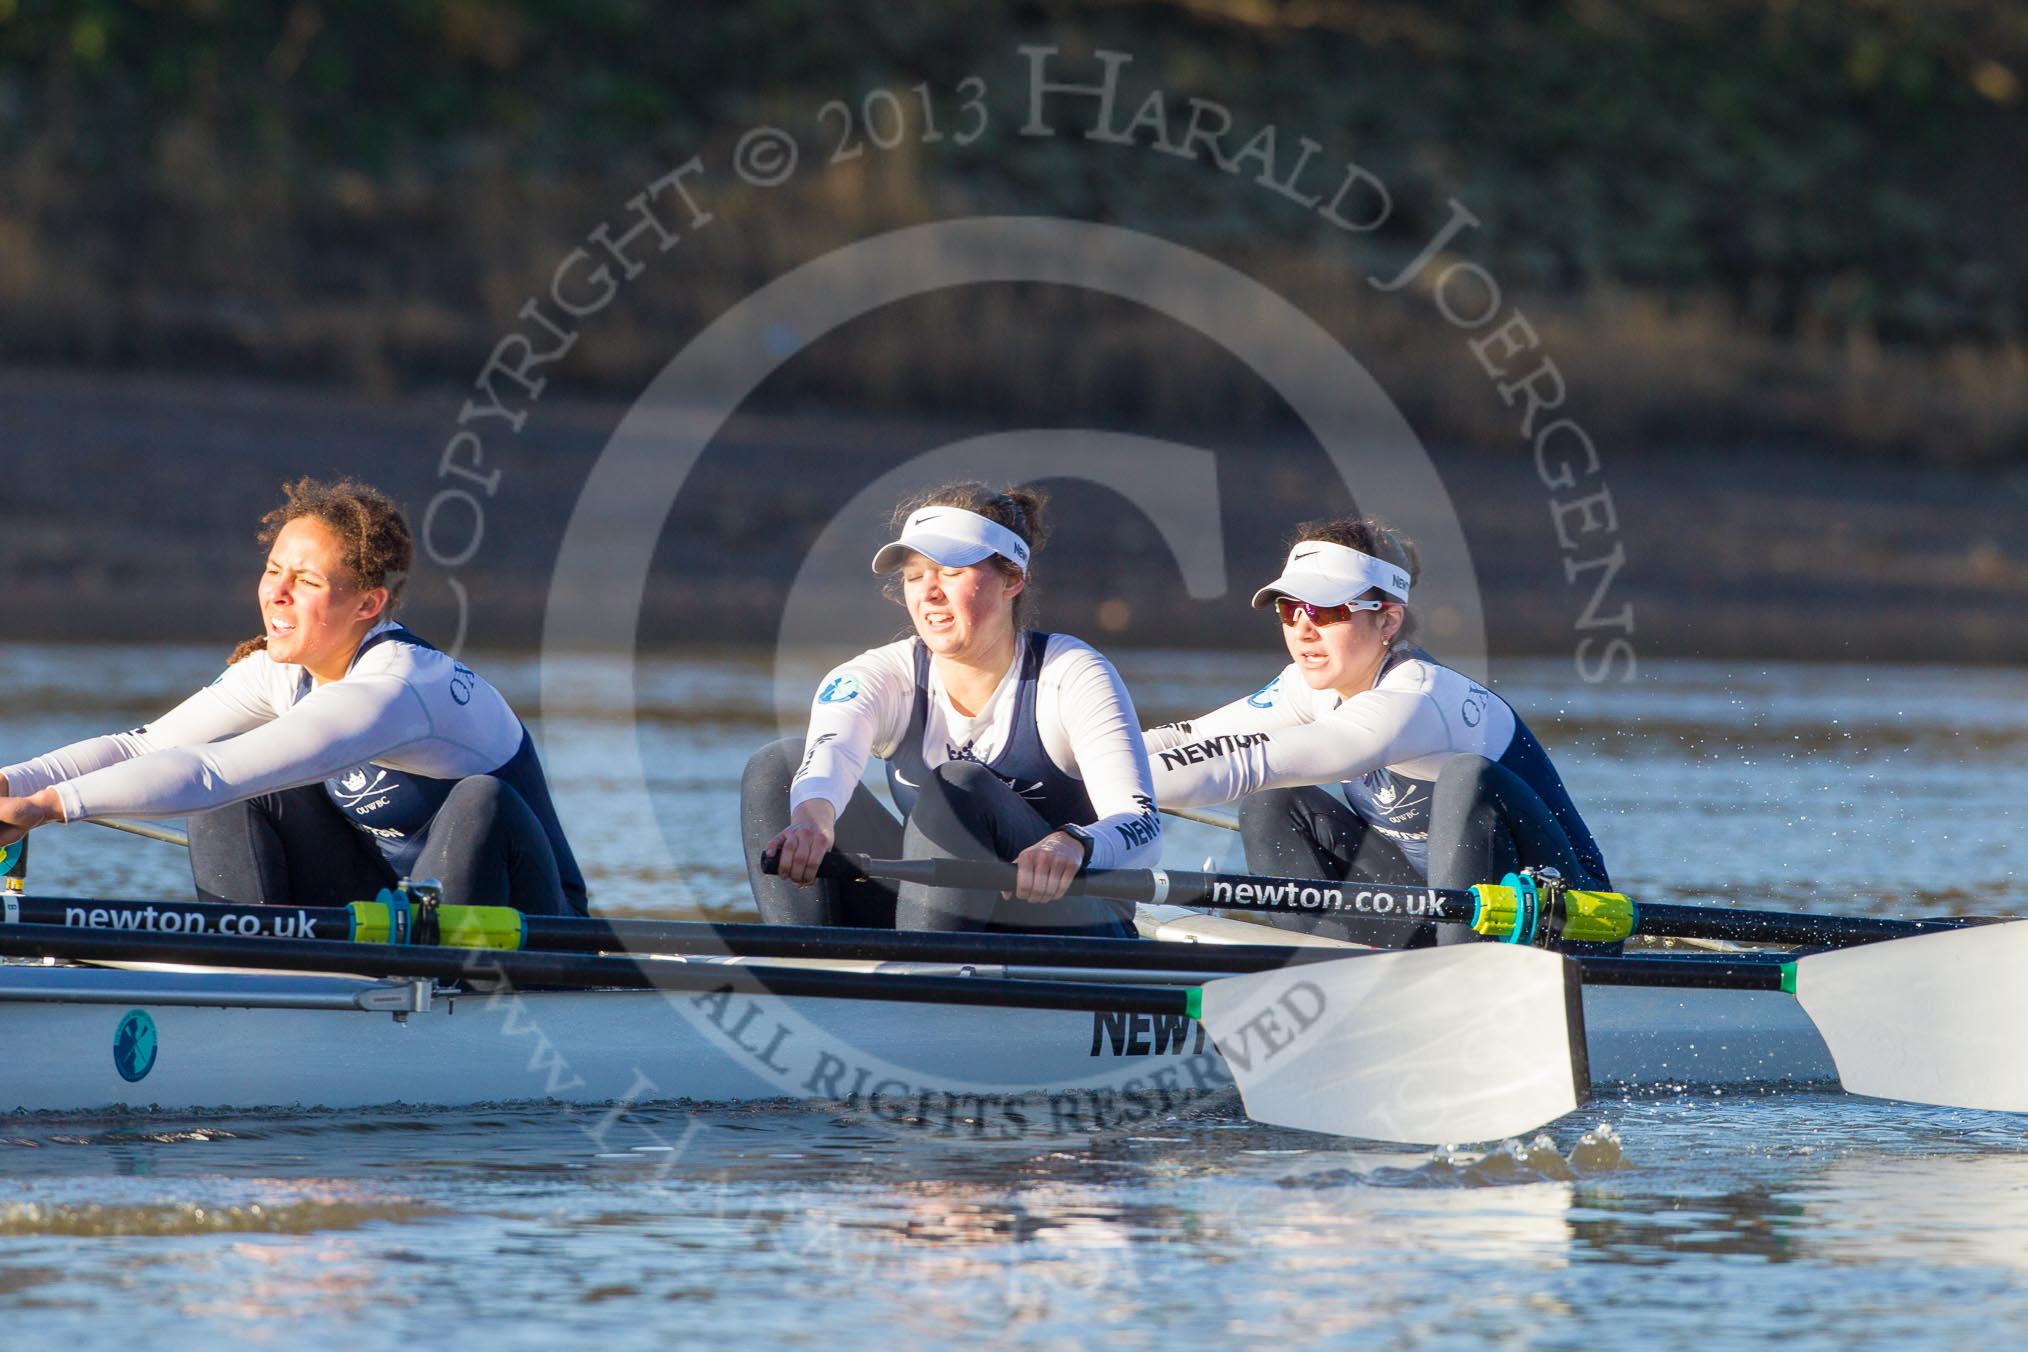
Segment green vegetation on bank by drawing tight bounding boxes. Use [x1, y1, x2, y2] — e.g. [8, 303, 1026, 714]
[2, 0, 2024, 457]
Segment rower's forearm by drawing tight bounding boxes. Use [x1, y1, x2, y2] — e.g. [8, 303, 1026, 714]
[0, 730, 158, 798]
[3, 683, 283, 801]
[1081, 802, 1163, 870]
[789, 798, 838, 835]
[51, 748, 244, 823]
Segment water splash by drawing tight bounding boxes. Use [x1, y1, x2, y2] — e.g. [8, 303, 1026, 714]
[1286, 1123, 1633, 1189]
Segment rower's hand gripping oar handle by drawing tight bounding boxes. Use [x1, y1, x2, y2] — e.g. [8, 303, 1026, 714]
[764, 849, 1171, 903]
[761, 847, 959, 890]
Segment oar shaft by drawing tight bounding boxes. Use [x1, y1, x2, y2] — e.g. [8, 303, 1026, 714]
[0, 906, 1904, 1001]
[546, 916, 1346, 973]
[1575, 953, 1789, 991]
[1627, 901, 1963, 947]
[811, 854, 1973, 950]
[0, 922, 1198, 1016]
[6, 894, 354, 941]
[91, 818, 192, 848]
[2, 892, 1350, 974]
[1160, 805, 1241, 831]
[62, 803, 1976, 950]
[812, 852, 1468, 942]
[19, 871, 1973, 983]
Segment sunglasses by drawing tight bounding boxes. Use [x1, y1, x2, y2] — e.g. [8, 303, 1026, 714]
[1274, 596, 1388, 627]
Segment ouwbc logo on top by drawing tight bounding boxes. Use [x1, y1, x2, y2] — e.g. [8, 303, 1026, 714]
[818, 675, 861, 704]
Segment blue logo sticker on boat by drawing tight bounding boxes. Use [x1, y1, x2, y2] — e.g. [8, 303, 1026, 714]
[114, 1010, 158, 1083]
[0, 840, 22, 876]
[818, 675, 861, 704]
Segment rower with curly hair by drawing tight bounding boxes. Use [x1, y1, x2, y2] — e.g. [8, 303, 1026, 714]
[0, 476, 586, 915]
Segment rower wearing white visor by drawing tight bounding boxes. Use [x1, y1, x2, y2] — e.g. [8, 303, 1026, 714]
[0, 477, 586, 916]
[1146, 517, 1609, 948]
[743, 483, 1161, 936]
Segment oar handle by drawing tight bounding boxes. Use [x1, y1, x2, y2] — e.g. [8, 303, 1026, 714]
[766, 848, 1034, 895]
[785, 848, 1409, 907]
[786, 849, 1408, 909]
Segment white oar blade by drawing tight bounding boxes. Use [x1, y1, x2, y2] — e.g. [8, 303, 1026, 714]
[1194, 946, 1587, 1145]
[1794, 920, 2028, 1111]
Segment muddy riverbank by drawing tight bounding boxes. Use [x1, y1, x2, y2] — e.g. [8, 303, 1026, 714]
[6, 367, 2025, 667]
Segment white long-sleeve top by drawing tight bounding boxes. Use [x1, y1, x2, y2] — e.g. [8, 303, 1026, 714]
[1, 622, 526, 824]
[1145, 650, 1520, 874]
[791, 634, 1161, 870]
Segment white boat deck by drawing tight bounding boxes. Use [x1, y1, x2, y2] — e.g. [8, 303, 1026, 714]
[0, 944, 1837, 1120]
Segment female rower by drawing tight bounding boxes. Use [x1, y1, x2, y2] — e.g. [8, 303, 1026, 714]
[744, 483, 1161, 936]
[0, 476, 586, 915]
[1146, 517, 1608, 946]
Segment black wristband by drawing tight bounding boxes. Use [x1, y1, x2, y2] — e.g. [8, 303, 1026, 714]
[1060, 823, 1096, 868]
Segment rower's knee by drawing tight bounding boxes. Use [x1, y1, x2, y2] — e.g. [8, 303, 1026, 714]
[1431, 754, 1500, 812]
[911, 759, 1002, 832]
[186, 792, 284, 853]
[1236, 787, 1326, 855]
[440, 774, 525, 822]
[931, 759, 1002, 795]
[1236, 787, 1312, 830]
[905, 760, 1017, 860]
[741, 737, 805, 800]
[442, 774, 503, 809]
[186, 799, 253, 847]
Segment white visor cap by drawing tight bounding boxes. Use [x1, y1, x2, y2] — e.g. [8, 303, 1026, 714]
[871, 506, 1031, 575]
[1249, 540, 1412, 608]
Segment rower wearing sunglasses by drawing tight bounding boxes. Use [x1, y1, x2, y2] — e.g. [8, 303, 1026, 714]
[744, 482, 1161, 936]
[1146, 517, 1609, 947]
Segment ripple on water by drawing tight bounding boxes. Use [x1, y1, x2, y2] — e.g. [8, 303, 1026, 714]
[6, 654, 2028, 1347]
[0, 1198, 450, 1238]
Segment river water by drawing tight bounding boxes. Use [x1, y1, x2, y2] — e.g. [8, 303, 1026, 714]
[4, 644, 2027, 1349]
